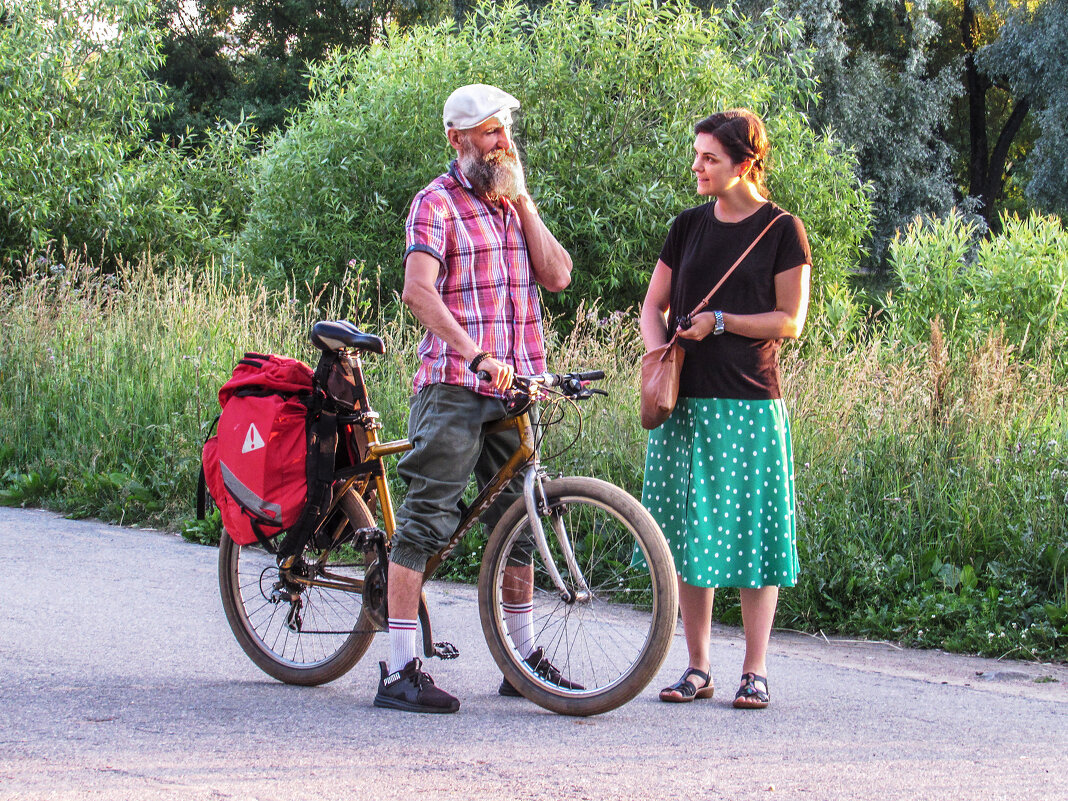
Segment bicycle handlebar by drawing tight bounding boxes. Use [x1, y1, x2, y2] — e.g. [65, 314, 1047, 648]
[475, 369, 608, 401]
[526, 370, 605, 388]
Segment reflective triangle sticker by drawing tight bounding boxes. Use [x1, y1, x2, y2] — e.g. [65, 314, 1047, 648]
[242, 423, 265, 453]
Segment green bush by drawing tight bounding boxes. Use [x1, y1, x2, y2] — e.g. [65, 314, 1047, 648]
[886, 210, 1068, 368]
[0, 0, 258, 270]
[102, 119, 259, 266]
[237, 0, 870, 330]
[0, 0, 164, 263]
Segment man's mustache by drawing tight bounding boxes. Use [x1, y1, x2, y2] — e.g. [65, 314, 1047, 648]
[484, 148, 519, 165]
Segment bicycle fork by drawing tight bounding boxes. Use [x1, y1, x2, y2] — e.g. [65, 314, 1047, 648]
[523, 464, 592, 604]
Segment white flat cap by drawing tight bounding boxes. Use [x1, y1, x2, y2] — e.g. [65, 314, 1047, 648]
[442, 84, 520, 131]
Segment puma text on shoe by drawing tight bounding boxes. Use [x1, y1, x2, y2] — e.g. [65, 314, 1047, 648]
[374, 659, 460, 714]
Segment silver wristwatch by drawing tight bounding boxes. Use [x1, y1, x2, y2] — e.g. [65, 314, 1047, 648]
[712, 309, 725, 336]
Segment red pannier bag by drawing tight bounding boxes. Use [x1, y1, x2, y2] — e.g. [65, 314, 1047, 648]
[201, 353, 335, 551]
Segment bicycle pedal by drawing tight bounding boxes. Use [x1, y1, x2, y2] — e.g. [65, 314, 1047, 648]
[432, 641, 459, 660]
[353, 526, 387, 548]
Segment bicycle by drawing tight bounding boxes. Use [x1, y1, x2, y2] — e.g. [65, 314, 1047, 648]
[217, 320, 678, 716]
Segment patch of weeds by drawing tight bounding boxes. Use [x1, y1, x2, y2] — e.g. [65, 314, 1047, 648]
[182, 509, 222, 546]
[0, 468, 59, 506]
[882, 566, 1064, 658]
[64, 466, 166, 522]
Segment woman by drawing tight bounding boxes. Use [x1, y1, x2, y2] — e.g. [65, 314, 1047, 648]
[640, 109, 811, 708]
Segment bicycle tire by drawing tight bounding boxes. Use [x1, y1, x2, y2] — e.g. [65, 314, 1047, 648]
[478, 476, 677, 716]
[218, 490, 378, 685]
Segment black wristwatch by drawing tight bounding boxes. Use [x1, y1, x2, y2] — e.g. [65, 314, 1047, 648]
[712, 310, 726, 336]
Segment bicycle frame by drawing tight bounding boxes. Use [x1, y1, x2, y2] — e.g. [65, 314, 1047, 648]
[352, 400, 570, 588]
[277, 347, 591, 652]
[216, 326, 678, 711]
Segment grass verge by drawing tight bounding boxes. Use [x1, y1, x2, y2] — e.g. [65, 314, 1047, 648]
[1, 261, 1065, 660]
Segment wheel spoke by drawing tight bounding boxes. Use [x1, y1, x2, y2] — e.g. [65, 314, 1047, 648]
[218, 492, 379, 685]
[481, 477, 677, 715]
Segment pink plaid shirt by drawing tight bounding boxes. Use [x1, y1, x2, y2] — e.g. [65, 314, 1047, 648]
[404, 161, 547, 397]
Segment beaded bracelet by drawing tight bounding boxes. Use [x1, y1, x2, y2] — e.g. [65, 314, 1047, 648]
[468, 351, 493, 373]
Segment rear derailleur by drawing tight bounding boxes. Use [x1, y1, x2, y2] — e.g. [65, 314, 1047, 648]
[264, 563, 307, 632]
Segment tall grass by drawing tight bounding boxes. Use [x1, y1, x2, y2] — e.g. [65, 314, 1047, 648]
[1, 258, 1065, 660]
[0, 257, 318, 523]
[782, 321, 1068, 658]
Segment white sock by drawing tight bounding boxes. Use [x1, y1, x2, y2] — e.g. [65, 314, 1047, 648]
[388, 618, 419, 672]
[503, 601, 535, 659]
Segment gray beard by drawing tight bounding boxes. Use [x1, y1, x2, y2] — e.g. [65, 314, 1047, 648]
[458, 146, 524, 202]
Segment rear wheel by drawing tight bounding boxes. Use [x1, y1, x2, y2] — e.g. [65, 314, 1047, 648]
[218, 490, 379, 685]
[478, 476, 677, 715]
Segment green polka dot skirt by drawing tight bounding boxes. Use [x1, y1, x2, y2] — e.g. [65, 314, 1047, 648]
[640, 397, 799, 588]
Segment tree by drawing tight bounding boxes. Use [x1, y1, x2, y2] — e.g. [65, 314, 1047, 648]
[957, 0, 1028, 227]
[151, 0, 449, 143]
[917, 0, 1037, 233]
[0, 0, 166, 262]
[979, 0, 1068, 216]
[151, 0, 239, 141]
[764, 0, 960, 265]
[805, 0, 1066, 236]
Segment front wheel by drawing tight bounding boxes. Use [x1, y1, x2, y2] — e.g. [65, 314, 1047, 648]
[478, 476, 677, 716]
[218, 490, 378, 685]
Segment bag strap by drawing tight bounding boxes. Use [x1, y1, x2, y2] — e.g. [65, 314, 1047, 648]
[196, 414, 221, 520]
[249, 517, 282, 554]
[196, 466, 207, 521]
[667, 211, 788, 346]
[275, 388, 339, 560]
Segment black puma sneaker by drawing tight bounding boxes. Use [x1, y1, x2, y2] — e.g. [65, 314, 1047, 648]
[498, 647, 585, 697]
[373, 658, 460, 714]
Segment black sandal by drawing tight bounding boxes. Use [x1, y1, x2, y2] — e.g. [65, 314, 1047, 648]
[732, 672, 770, 709]
[659, 667, 714, 703]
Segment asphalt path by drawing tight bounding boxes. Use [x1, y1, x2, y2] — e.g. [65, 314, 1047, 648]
[1, 507, 1066, 801]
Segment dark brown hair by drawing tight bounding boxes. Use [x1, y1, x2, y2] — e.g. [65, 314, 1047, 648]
[694, 109, 770, 197]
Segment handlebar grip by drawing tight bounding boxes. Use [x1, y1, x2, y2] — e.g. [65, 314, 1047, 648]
[571, 370, 605, 382]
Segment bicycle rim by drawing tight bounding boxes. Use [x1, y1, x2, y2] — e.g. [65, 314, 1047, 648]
[218, 491, 378, 685]
[479, 476, 676, 715]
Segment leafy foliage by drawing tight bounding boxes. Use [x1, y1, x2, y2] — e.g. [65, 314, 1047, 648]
[773, 0, 959, 263]
[0, 0, 165, 262]
[0, 0, 259, 268]
[237, 0, 871, 327]
[979, 0, 1068, 216]
[885, 209, 1068, 365]
[738, 0, 1067, 258]
[150, 0, 451, 143]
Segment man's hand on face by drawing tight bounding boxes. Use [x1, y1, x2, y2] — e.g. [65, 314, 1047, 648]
[506, 148, 528, 199]
[478, 356, 515, 392]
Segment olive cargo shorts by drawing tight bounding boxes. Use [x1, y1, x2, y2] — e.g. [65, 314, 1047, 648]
[390, 383, 526, 572]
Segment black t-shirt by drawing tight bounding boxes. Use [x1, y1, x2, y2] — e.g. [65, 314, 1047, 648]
[659, 201, 812, 400]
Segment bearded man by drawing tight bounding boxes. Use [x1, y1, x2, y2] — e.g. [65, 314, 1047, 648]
[373, 84, 575, 713]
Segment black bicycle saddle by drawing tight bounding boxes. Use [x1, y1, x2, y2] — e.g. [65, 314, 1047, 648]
[310, 320, 385, 354]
